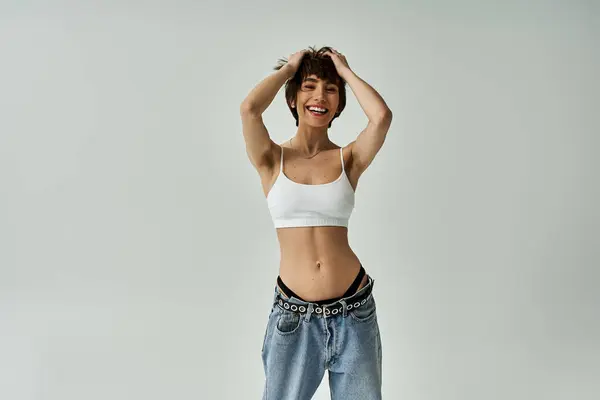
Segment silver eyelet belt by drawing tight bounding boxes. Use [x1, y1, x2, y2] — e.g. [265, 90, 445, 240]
[275, 283, 373, 316]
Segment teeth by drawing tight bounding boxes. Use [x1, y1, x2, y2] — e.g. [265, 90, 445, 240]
[308, 106, 327, 113]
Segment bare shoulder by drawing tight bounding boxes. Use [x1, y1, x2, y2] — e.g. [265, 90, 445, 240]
[344, 135, 385, 181]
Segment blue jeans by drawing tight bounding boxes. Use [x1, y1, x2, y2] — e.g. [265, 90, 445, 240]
[261, 276, 382, 399]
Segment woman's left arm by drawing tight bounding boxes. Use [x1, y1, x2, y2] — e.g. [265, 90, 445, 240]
[326, 50, 393, 175]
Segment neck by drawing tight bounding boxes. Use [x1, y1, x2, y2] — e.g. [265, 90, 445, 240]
[292, 123, 332, 153]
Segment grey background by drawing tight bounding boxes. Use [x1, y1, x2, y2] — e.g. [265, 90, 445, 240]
[1, 1, 598, 399]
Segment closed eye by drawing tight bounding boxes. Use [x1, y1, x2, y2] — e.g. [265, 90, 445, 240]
[303, 85, 337, 92]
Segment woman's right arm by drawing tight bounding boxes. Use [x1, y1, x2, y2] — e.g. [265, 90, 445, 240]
[240, 64, 295, 171]
[240, 50, 307, 171]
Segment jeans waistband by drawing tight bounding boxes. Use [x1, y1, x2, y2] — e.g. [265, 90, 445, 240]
[272, 276, 375, 318]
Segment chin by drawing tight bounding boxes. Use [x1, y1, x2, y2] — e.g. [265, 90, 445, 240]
[302, 117, 333, 128]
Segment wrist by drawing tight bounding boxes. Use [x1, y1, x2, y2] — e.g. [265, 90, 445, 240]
[281, 63, 296, 79]
[339, 67, 353, 81]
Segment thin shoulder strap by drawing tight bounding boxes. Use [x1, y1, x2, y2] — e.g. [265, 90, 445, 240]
[339, 147, 345, 172]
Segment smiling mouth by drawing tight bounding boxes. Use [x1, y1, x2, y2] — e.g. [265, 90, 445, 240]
[306, 106, 329, 116]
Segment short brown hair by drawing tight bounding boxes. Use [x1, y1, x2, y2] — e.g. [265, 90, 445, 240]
[274, 46, 347, 128]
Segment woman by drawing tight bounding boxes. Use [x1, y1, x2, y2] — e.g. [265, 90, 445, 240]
[240, 46, 392, 400]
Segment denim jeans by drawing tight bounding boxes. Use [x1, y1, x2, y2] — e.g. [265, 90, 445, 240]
[261, 276, 382, 399]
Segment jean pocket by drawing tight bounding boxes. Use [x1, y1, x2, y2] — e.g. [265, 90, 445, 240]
[349, 296, 377, 322]
[275, 309, 303, 335]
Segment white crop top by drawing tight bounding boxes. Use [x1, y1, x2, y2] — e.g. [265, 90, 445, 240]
[266, 145, 355, 228]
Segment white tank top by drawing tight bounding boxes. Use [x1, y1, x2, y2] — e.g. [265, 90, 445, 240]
[266, 145, 355, 228]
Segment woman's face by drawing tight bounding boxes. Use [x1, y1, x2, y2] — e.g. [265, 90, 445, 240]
[293, 74, 340, 128]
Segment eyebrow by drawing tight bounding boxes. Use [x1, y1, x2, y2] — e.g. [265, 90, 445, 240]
[303, 77, 337, 86]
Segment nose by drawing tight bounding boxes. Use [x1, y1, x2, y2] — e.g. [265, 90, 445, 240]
[313, 86, 327, 101]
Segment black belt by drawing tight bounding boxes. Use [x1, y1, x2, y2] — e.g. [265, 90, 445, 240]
[275, 280, 373, 316]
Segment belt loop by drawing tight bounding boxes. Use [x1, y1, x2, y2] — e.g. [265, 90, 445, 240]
[339, 299, 347, 317]
[304, 303, 313, 322]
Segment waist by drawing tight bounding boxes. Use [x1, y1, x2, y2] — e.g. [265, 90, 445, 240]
[276, 273, 369, 304]
[277, 226, 352, 256]
[277, 257, 363, 302]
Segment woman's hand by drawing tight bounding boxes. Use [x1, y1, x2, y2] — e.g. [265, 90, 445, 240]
[324, 49, 352, 79]
[285, 49, 308, 74]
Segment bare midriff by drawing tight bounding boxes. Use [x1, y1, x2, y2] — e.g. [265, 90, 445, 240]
[275, 225, 368, 302]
